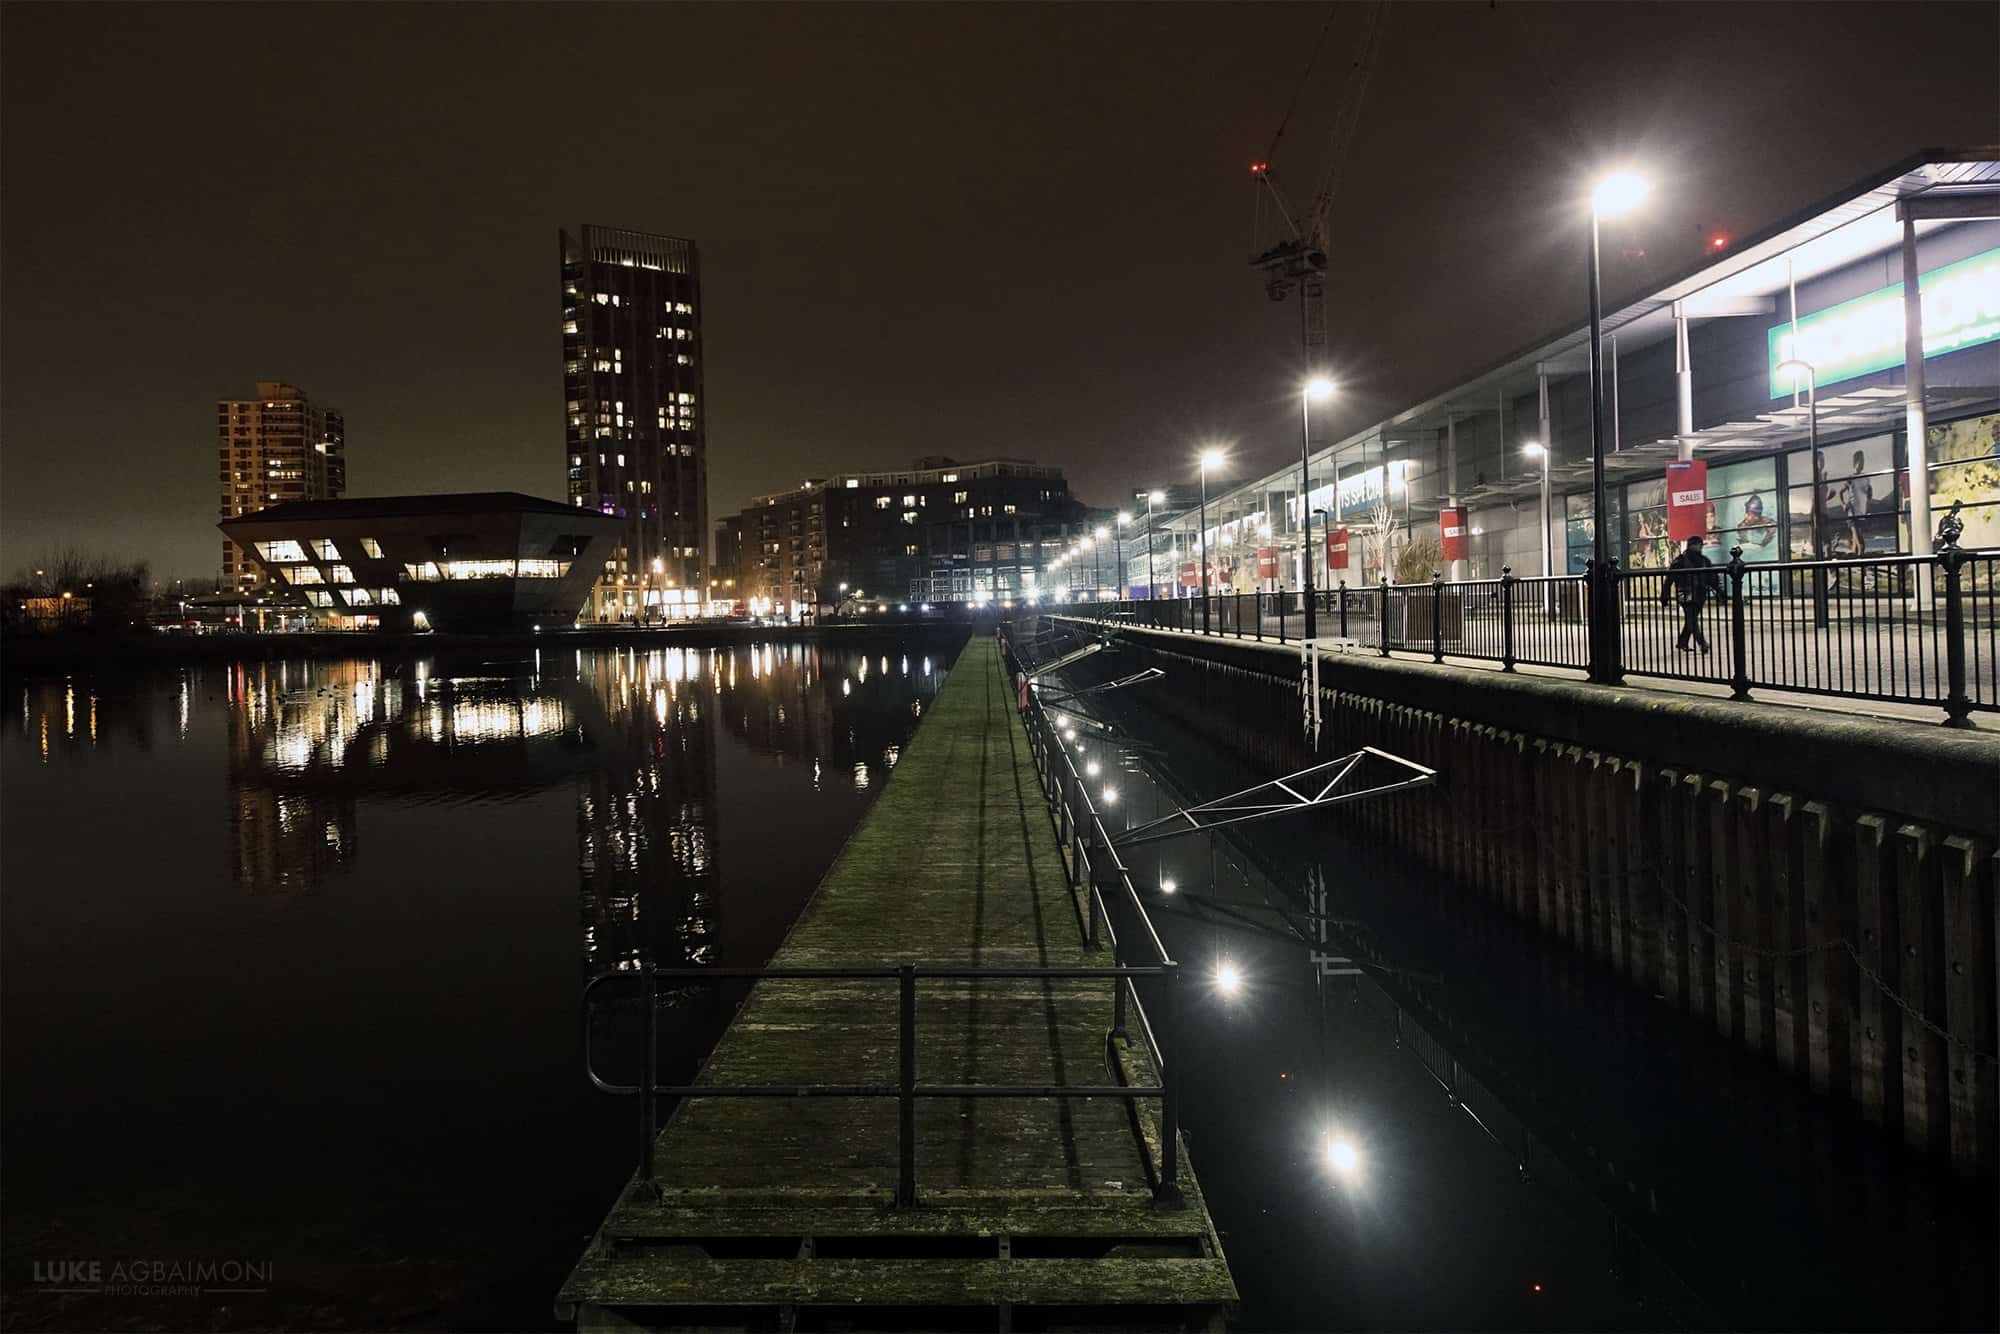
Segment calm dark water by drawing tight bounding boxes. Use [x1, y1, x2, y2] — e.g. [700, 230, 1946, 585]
[1062, 648, 1997, 1333]
[1, 636, 959, 1330]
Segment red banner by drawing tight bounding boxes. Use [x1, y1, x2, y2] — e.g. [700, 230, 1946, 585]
[1178, 560, 1199, 588]
[1666, 460, 1708, 541]
[1325, 527, 1350, 570]
[1439, 507, 1469, 561]
[1255, 546, 1278, 579]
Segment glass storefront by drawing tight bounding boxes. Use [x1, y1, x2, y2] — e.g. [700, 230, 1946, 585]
[1559, 411, 1998, 573]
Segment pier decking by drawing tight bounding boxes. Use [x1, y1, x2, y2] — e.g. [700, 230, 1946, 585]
[558, 637, 1235, 1330]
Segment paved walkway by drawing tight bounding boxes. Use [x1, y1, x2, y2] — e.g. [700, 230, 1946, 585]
[558, 638, 1234, 1327]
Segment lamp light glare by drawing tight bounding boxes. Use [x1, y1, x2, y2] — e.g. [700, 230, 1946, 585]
[1215, 962, 1241, 995]
[1326, 1138, 1359, 1174]
[1591, 170, 1649, 218]
[1200, 449, 1225, 471]
[1305, 377, 1335, 402]
[1522, 441, 1547, 459]
[1148, 490, 1165, 504]
[1160, 877, 1176, 894]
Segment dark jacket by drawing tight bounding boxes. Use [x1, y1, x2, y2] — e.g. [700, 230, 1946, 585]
[1664, 549, 1721, 608]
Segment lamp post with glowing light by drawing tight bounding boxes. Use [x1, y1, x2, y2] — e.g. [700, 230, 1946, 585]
[1199, 449, 1223, 633]
[1114, 513, 1131, 602]
[1778, 356, 1830, 627]
[1143, 490, 1166, 602]
[1587, 170, 1647, 683]
[1300, 377, 1335, 638]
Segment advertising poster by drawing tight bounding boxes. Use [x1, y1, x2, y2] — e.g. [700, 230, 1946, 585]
[1666, 460, 1707, 540]
[1326, 527, 1349, 570]
[1439, 507, 1468, 560]
[1255, 547, 1279, 580]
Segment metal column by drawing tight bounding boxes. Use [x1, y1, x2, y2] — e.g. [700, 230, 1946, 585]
[1672, 300, 1695, 461]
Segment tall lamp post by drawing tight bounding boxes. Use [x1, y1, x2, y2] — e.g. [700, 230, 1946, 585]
[1300, 377, 1335, 638]
[1144, 490, 1165, 601]
[1114, 513, 1130, 603]
[1777, 356, 1829, 627]
[1086, 534, 1100, 602]
[1199, 449, 1223, 633]
[1587, 170, 1648, 683]
[1524, 441, 1554, 615]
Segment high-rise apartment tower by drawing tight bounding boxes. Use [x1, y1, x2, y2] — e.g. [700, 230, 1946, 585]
[217, 381, 346, 588]
[560, 225, 708, 621]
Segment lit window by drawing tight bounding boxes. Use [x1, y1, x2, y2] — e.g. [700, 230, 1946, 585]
[845, 479, 859, 489]
[953, 491, 968, 504]
[359, 538, 384, 559]
[306, 589, 334, 607]
[311, 539, 338, 560]
[291, 566, 324, 585]
[378, 588, 401, 605]
[256, 540, 307, 562]
[404, 561, 443, 581]
[875, 496, 893, 510]
[326, 564, 355, 584]
[616, 454, 625, 467]
[348, 588, 376, 606]
[902, 494, 916, 506]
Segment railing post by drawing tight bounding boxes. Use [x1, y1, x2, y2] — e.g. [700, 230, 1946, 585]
[1500, 567, 1517, 672]
[1378, 578, 1391, 658]
[1085, 829, 1102, 950]
[1941, 545, 1973, 727]
[1153, 959, 1185, 1210]
[1727, 547, 1751, 701]
[1338, 580, 1348, 638]
[1431, 572, 1445, 663]
[1111, 939, 1129, 1038]
[636, 963, 659, 1198]
[896, 963, 918, 1208]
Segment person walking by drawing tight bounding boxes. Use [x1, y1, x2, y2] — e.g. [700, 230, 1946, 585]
[1661, 535, 1721, 653]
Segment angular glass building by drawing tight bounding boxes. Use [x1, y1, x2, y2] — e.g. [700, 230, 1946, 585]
[219, 493, 621, 633]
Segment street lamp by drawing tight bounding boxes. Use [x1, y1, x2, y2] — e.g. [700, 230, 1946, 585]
[1778, 356, 1830, 627]
[1522, 442, 1552, 580]
[1301, 376, 1335, 638]
[1114, 513, 1131, 603]
[1144, 491, 1166, 602]
[1587, 169, 1648, 682]
[1199, 448, 1224, 633]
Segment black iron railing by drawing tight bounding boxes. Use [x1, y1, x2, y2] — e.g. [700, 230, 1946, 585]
[1071, 543, 1995, 724]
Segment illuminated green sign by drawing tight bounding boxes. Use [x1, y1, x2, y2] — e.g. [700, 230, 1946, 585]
[1767, 247, 2000, 398]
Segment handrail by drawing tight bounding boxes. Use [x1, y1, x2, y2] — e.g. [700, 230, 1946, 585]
[583, 960, 1181, 1209]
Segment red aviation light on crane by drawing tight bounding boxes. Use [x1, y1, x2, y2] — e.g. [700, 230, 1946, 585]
[1710, 234, 1729, 251]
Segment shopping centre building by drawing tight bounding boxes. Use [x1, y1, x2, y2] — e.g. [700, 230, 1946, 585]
[1120, 149, 1999, 597]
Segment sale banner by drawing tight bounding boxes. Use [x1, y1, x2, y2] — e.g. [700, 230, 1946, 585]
[1666, 460, 1708, 541]
[1178, 561, 1199, 588]
[1439, 507, 1469, 560]
[1325, 527, 1350, 570]
[1255, 546, 1279, 579]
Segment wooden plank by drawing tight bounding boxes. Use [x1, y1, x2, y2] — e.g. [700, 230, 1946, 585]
[1895, 823, 1944, 1156]
[1852, 814, 1899, 1131]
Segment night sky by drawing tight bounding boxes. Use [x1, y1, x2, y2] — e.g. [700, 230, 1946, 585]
[3, 2, 1994, 582]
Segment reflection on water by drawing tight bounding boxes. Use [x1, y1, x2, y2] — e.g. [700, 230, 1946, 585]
[0, 636, 956, 1329]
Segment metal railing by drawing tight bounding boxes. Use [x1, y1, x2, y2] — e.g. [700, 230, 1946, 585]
[582, 961, 1174, 1209]
[1073, 543, 1996, 724]
[580, 645, 1192, 1211]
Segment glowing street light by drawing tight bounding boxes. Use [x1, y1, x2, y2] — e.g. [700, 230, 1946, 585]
[1214, 961, 1242, 995]
[1113, 513, 1131, 603]
[1142, 491, 1167, 601]
[1198, 448, 1225, 633]
[1101, 787, 1117, 804]
[1325, 1136, 1360, 1176]
[1299, 378, 1336, 637]
[1586, 168, 1649, 682]
[1160, 876, 1177, 894]
[1522, 441, 1552, 581]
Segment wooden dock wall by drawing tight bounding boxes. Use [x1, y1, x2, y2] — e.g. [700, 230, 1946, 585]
[1054, 620, 1999, 1181]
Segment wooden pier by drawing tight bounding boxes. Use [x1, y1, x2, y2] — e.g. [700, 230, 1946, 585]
[558, 637, 1236, 1331]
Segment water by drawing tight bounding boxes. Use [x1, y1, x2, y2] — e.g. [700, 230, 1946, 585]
[7, 632, 1991, 1331]
[1, 636, 959, 1330]
[1057, 649, 1996, 1332]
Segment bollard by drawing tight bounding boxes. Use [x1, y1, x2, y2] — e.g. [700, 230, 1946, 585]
[1940, 546, 1972, 727]
[1500, 567, 1517, 671]
[1338, 581, 1349, 638]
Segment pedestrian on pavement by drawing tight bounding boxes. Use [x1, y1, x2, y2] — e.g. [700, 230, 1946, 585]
[1661, 535, 1720, 653]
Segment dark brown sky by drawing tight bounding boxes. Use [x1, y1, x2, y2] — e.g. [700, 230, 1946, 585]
[3, 2, 1995, 581]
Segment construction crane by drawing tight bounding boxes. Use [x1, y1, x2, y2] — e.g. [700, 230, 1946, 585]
[1248, 1, 1389, 380]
